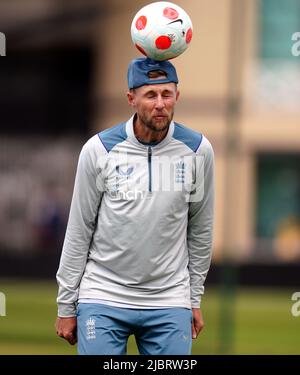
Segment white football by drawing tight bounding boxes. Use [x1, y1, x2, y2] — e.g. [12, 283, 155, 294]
[131, 1, 193, 61]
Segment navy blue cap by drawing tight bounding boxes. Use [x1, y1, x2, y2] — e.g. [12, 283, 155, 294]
[127, 57, 179, 89]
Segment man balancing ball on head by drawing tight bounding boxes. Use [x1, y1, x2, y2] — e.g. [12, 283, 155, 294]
[55, 57, 214, 355]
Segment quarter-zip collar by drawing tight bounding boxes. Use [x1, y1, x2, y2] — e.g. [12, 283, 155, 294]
[126, 114, 174, 150]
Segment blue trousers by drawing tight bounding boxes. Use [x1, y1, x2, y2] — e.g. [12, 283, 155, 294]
[77, 303, 193, 355]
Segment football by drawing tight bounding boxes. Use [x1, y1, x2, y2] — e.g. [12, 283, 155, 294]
[131, 1, 193, 61]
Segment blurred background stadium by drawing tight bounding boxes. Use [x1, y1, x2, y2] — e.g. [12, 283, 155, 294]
[0, 0, 299, 354]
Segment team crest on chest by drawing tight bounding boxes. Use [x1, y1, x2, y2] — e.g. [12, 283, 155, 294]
[175, 160, 185, 184]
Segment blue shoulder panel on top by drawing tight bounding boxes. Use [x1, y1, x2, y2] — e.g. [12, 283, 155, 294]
[97, 122, 127, 152]
[173, 122, 203, 152]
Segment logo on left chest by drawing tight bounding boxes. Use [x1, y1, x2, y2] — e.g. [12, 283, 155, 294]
[175, 160, 185, 184]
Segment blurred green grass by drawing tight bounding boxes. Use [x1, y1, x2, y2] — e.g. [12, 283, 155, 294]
[0, 279, 299, 354]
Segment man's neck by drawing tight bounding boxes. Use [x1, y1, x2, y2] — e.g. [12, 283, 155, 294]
[133, 116, 169, 144]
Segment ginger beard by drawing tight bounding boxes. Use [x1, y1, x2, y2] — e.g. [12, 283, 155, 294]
[137, 107, 174, 133]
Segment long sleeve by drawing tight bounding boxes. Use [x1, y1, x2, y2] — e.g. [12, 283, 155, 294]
[56, 136, 103, 317]
[187, 136, 214, 308]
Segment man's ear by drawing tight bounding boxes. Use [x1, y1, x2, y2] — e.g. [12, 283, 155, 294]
[127, 91, 136, 107]
[176, 89, 180, 102]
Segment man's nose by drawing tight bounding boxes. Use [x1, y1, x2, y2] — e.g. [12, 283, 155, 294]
[155, 95, 165, 109]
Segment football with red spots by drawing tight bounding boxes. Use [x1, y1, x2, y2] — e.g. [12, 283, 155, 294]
[131, 1, 193, 61]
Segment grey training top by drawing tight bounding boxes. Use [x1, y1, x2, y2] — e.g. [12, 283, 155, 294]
[56, 116, 214, 317]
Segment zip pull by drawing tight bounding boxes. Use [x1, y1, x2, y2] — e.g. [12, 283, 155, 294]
[148, 146, 152, 162]
[148, 147, 152, 192]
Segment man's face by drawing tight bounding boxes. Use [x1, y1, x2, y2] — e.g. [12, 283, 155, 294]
[127, 82, 180, 132]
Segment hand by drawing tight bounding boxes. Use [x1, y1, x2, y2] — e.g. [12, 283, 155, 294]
[55, 316, 77, 345]
[191, 308, 204, 339]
